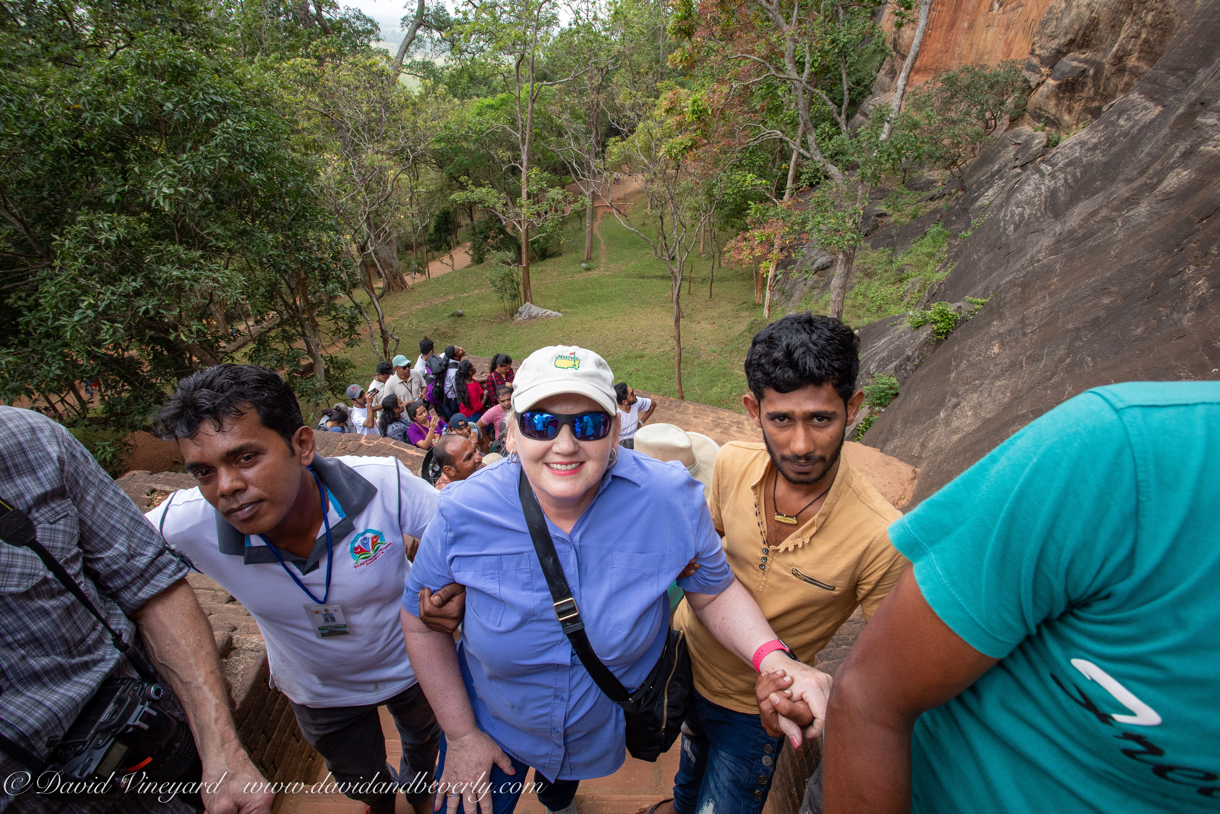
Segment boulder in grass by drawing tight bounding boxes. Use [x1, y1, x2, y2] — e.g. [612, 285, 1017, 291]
[514, 302, 562, 321]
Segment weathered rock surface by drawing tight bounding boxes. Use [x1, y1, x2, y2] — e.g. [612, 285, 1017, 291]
[858, 316, 939, 385]
[863, 0, 1220, 503]
[870, 0, 1178, 133]
[872, 0, 1056, 93]
[768, 248, 835, 313]
[1023, 0, 1180, 130]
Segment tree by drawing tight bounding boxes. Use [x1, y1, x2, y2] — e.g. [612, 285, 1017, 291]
[607, 87, 734, 399]
[904, 61, 1028, 181]
[0, 0, 356, 427]
[549, 11, 619, 265]
[452, 0, 586, 303]
[672, 0, 894, 319]
[881, 0, 933, 142]
[289, 53, 447, 360]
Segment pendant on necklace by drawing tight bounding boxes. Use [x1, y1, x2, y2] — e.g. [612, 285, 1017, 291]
[773, 513, 799, 525]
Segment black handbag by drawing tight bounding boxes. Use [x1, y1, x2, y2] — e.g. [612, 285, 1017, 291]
[517, 471, 692, 762]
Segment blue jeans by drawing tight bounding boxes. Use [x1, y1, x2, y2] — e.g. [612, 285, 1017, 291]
[671, 690, 785, 814]
[435, 734, 580, 814]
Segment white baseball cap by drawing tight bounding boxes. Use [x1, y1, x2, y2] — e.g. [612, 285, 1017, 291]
[512, 345, 617, 415]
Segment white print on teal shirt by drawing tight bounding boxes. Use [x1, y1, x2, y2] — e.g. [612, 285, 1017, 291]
[1071, 659, 1162, 726]
[350, 528, 391, 569]
[1053, 658, 1219, 798]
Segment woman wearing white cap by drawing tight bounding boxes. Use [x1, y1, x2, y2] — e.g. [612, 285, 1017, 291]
[401, 346, 831, 814]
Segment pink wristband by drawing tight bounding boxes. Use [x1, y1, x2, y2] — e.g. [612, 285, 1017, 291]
[752, 639, 791, 673]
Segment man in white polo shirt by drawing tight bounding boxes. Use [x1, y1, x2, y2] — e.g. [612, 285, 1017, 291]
[614, 381, 656, 449]
[146, 364, 440, 814]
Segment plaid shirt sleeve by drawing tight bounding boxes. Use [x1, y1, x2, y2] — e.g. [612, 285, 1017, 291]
[0, 407, 187, 789]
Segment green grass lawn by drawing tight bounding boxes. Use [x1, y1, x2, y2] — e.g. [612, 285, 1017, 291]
[336, 214, 770, 413]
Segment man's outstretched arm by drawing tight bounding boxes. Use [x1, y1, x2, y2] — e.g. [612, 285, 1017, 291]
[133, 578, 275, 814]
[822, 570, 997, 814]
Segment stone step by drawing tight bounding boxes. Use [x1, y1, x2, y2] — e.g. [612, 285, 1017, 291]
[275, 709, 679, 814]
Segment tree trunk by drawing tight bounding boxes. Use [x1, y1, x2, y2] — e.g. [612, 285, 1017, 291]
[687, 260, 693, 294]
[584, 196, 595, 262]
[764, 139, 803, 319]
[391, 0, 428, 76]
[374, 224, 408, 292]
[754, 262, 764, 305]
[672, 277, 684, 400]
[826, 246, 856, 321]
[763, 264, 777, 318]
[882, 0, 933, 142]
[356, 269, 396, 360]
[520, 219, 532, 302]
[208, 294, 229, 337]
[520, 67, 535, 305]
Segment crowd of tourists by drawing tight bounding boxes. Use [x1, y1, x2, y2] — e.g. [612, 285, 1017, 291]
[1, 315, 1215, 814]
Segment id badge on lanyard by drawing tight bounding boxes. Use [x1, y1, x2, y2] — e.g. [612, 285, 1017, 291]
[264, 467, 353, 639]
[305, 603, 350, 638]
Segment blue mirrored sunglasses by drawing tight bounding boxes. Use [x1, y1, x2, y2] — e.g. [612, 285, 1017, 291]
[517, 411, 614, 442]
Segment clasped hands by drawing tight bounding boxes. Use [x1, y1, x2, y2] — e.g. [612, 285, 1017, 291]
[755, 662, 832, 748]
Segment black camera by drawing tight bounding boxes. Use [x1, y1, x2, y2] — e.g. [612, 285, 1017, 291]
[50, 677, 201, 795]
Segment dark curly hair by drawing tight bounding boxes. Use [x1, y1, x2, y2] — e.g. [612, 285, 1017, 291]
[155, 364, 303, 450]
[378, 393, 401, 437]
[745, 313, 860, 405]
[455, 359, 477, 410]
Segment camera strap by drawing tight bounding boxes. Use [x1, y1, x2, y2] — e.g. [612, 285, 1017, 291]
[0, 496, 159, 683]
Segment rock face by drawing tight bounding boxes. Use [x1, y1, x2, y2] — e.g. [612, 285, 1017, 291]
[1023, 0, 1180, 130]
[863, 0, 1220, 503]
[871, 0, 1179, 132]
[872, 0, 1055, 92]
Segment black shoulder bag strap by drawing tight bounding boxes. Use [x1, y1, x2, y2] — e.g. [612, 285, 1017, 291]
[517, 471, 634, 709]
[0, 496, 158, 683]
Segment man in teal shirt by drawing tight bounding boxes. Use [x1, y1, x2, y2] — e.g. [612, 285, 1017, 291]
[806, 383, 1220, 812]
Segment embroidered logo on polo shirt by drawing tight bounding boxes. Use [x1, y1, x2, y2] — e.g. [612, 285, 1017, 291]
[554, 351, 580, 370]
[351, 528, 390, 568]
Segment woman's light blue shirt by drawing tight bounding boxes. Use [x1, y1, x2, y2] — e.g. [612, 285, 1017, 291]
[403, 448, 735, 781]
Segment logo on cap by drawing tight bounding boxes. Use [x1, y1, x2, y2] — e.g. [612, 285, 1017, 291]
[554, 351, 580, 371]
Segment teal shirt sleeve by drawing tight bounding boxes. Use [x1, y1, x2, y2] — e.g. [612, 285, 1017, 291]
[889, 391, 1139, 659]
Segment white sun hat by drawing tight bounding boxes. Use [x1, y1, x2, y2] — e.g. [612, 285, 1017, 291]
[634, 423, 721, 499]
[512, 345, 617, 416]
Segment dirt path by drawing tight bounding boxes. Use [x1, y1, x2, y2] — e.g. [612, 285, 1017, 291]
[580, 176, 645, 270]
[411, 242, 472, 283]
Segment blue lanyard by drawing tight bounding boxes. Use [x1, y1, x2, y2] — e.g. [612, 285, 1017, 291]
[260, 468, 333, 605]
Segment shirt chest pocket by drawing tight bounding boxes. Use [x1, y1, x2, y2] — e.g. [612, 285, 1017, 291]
[608, 550, 686, 636]
[0, 506, 73, 596]
[452, 553, 536, 631]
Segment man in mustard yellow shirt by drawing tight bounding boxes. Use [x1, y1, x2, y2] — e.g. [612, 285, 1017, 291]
[649, 313, 908, 814]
